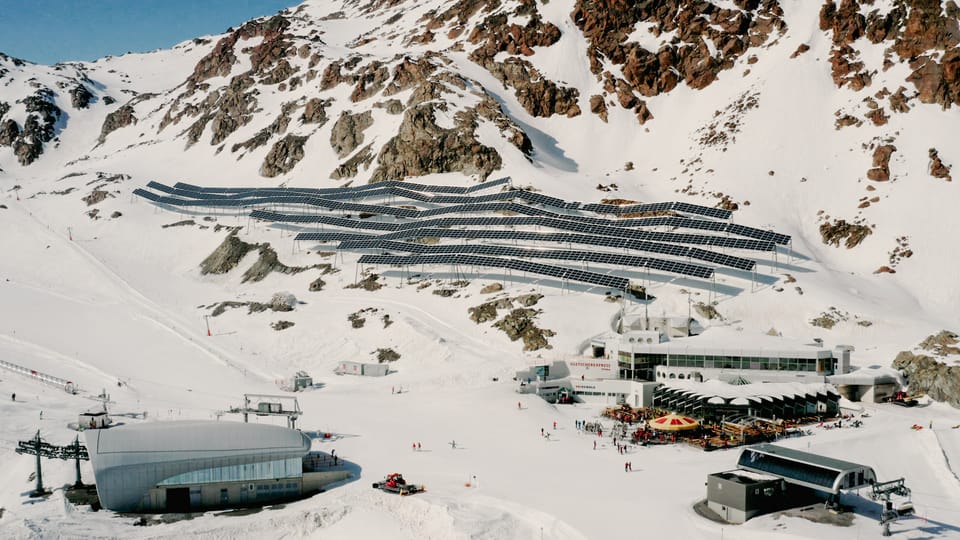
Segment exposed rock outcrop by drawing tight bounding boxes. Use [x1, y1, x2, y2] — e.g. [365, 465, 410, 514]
[0, 118, 18, 146]
[372, 102, 502, 181]
[918, 330, 960, 356]
[260, 134, 309, 177]
[821, 0, 960, 109]
[893, 351, 960, 408]
[301, 97, 331, 124]
[232, 101, 297, 155]
[867, 144, 897, 182]
[200, 233, 258, 275]
[98, 104, 137, 144]
[330, 144, 374, 180]
[330, 111, 374, 157]
[70, 85, 94, 109]
[571, 0, 786, 123]
[11, 90, 61, 165]
[493, 308, 555, 351]
[929, 148, 953, 181]
[819, 219, 872, 248]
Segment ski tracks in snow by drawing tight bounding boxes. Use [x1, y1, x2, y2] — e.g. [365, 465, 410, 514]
[14, 202, 272, 382]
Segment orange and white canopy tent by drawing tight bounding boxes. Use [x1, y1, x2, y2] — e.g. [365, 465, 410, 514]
[649, 413, 699, 432]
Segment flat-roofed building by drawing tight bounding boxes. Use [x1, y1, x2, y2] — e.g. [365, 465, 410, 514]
[654, 380, 839, 421]
[706, 470, 791, 523]
[86, 421, 315, 512]
[602, 327, 851, 383]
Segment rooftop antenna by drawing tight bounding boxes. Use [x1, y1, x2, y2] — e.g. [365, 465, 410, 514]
[95, 389, 113, 412]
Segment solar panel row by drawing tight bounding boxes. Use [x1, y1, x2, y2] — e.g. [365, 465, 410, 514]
[295, 228, 755, 271]
[339, 240, 714, 279]
[142, 179, 737, 222]
[173, 176, 510, 195]
[580, 201, 732, 220]
[358, 254, 631, 290]
[256, 209, 780, 250]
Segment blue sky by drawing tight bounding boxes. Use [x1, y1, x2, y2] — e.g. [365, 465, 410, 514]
[0, 1, 300, 65]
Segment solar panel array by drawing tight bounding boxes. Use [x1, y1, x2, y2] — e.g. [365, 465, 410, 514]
[358, 254, 631, 290]
[138, 179, 739, 221]
[341, 240, 714, 279]
[138, 177, 793, 291]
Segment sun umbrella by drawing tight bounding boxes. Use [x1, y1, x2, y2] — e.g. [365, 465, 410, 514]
[649, 413, 700, 431]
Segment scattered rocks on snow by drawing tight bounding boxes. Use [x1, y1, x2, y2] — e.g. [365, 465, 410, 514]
[480, 283, 503, 294]
[693, 302, 720, 321]
[375, 348, 400, 363]
[346, 274, 383, 291]
[162, 220, 197, 228]
[271, 320, 295, 331]
[82, 190, 112, 206]
[819, 218, 872, 248]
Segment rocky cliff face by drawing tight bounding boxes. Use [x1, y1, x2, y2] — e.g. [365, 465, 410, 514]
[821, 0, 960, 110]
[572, 0, 786, 123]
[894, 351, 960, 408]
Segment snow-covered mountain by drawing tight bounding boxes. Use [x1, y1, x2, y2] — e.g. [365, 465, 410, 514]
[2, 2, 960, 537]
[2, 0, 958, 344]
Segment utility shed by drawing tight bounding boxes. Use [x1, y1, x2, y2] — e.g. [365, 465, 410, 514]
[706, 470, 788, 523]
[335, 361, 388, 377]
[737, 443, 877, 494]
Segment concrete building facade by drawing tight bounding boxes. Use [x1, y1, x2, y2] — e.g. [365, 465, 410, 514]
[706, 470, 789, 523]
[86, 421, 316, 512]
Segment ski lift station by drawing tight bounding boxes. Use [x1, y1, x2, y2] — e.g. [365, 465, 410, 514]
[706, 442, 911, 534]
[85, 421, 349, 512]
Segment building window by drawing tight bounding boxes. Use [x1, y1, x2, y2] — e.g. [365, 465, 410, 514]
[158, 457, 302, 486]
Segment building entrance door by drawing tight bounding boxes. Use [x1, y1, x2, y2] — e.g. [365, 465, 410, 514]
[166, 487, 190, 512]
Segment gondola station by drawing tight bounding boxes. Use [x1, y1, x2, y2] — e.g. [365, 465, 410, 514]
[705, 443, 913, 535]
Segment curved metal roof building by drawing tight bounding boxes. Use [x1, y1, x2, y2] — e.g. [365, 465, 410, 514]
[86, 421, 311, 512]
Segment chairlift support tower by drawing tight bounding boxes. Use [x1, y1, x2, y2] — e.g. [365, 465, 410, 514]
[869, 478, 913, 536]
[229, 393, 302, 429]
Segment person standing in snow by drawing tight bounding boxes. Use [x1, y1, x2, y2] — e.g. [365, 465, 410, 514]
[10, 393, 14, 402]
[518, 401, 522, 410]
[553, 421, 557, 430]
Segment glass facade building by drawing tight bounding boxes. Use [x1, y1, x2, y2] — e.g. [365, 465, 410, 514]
[158, 457, 302, 486]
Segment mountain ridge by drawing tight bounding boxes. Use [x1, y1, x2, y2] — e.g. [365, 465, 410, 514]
[1, 0, 959, 350]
